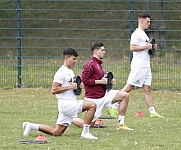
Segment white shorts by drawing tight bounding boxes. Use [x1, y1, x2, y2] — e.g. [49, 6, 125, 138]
[56, 99, 83, 126]
[84, 90, 119, 122]
[127, 66, 152, 87]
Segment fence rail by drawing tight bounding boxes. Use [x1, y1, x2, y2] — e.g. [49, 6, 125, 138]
[0, 0, 181, 90]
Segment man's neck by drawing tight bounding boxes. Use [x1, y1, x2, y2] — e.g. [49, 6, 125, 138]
[138, 26, 145, 31]
[63, 64, 71, 69]
[92, 56, 103, 64]
[92, 55, 99, 59]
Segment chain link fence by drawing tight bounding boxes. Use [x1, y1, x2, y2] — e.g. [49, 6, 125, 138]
[0, 0, 181, 90]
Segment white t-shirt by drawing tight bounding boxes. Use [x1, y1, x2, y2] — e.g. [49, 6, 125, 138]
[53, 65, 76, 101]
[130, 28, 150, 67]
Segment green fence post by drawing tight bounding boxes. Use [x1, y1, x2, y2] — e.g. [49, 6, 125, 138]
[129, 0, 134, 63]
[17, 0, 21, 88]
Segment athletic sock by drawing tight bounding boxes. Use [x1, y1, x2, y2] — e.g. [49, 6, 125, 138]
[111, 102, 119, 109]
[29, 123, 40, 130]
[149, 106, 156, 114]
[22, 122, 39, 136]
[118, 116, 125, 125]
[82, 124, 90, 134]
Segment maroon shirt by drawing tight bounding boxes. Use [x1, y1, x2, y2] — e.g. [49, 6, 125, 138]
[81, 57, 106, 98]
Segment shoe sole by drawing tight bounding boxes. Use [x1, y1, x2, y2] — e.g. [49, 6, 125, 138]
[22, 122, 29, 136]
[117, 127, 133, 131]
[150, 116, 164, 118]
[81, 136, 97, 140]
[116, 126, 133, 131]
[150, 115, 164, 118]
[22, 122, 27, 129]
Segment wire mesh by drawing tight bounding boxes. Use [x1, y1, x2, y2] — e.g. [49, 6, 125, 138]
[0, 0, 181, 89]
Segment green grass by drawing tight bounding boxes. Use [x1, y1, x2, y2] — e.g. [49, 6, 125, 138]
[0, 88, 181, 150]
[1, 57, 181, 90]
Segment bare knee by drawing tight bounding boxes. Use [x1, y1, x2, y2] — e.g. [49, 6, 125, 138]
[89, 102, 97, 110]
[54, 132, 62, 137]
[122, 84, 134, 92]
[117, 91, 129, 103]
[52, 125, 67, 136]
[144, 86, 152, 93]
[124, 92, 129, 102]
[51, 130, 64, 136]
[121, 91, 129, 99]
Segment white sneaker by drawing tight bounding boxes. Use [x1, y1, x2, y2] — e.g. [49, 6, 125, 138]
[81, 133, 97, 140]
[22, 122, 31, 136]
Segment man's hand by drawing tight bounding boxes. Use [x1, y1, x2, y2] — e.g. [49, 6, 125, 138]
[111, 78, 116, 84]
[154, 44, 157, 49]
[101, 77, 108, 84]
[146, 43, 152, 50]
[80, 83, 84, 89]
[70, 82, 77, 90]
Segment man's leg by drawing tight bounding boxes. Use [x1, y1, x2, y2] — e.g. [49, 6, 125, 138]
[143, 85, 154, 108]
[112, 91, 133, 131]
[73, 99, 106, 129]
[72, 100, 96, 128]
[72, 118, 84, 128]
[108, 84, 133, 119]
[39, 124, 67, 136]
[22, 122, 67, 136]
[143, 85, 164, 118]
[121, 83, 134, 93]
[82, 100, 96, 125]
[112, 91, 129, 115]
[80, 100, 97, 139]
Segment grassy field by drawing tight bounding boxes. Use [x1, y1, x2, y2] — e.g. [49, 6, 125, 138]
[0, 88, 181, 150]
[1, 57, 181, 90]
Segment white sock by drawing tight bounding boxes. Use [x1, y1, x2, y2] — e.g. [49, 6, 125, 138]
[82, 124, 90, 134]
[111, 102, 119, 109]
[118, 116, 125, 125]
[23, 122, 39, 136]
[29, 122, 40, 130]
[149, 106, 156, 114]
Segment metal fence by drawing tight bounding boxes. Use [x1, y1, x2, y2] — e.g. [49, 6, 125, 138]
[0, 0, 181, 90]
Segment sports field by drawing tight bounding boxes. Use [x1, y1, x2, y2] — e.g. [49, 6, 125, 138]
[0, 88, 180, 150]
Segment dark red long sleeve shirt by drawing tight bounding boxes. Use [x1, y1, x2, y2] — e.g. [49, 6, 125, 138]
[81, 57, 106, 98]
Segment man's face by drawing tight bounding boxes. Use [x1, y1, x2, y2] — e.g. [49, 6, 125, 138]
[65, 55, 78, 68]
[140, 17, 150, 29]
[95, 46, 105, 59]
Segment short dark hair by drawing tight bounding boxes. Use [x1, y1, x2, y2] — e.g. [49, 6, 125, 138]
[63, 48, 78, 57]
[90, 42, 104, 51]
[138, 13, 150, 19]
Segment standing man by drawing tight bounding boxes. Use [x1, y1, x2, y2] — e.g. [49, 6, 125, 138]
[22, 48, 97, 140]
[81, 42, 133, 130]
[121, 13, 163, 118]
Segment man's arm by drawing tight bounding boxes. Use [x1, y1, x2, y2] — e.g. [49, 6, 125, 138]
[51, 82, 77, 94]
[81, 67, 94, 85]
[130, 43, 152, 52]
[81, 64, 107, 85]
[94, 78, 107, 85]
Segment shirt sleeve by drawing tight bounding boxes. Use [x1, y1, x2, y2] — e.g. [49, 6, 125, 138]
[53, 70, 64, 84]
[81, 62, 95, 85]
[130, 31, 139, 45]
